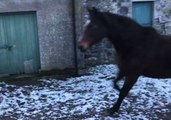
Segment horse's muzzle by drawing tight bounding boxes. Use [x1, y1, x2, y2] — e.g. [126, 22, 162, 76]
[78, 41, 89, 52]
[78, 45, 86, 52]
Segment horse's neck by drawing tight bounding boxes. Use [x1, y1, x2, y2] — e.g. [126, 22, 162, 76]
[108, 35, 132, 56]
[107, 26, 153, 56]
[106, 25, 143, 55]
[161, 35, 171, 41]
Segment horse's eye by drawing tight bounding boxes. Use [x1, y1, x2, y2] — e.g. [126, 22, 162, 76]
[91, 25, 98, 29]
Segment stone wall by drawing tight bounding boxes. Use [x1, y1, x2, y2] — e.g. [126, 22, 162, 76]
[1, 0, 170, 71]
[0, 0, 76, 71]
[78, 0, 171, 68]
[154, 0, 171, 35]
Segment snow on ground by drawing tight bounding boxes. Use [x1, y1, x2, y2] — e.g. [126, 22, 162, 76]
[0, 64, 171, 120]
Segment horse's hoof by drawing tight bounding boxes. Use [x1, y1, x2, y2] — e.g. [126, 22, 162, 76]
[103, 108, 118, 116]
[103, 110, 113, 116]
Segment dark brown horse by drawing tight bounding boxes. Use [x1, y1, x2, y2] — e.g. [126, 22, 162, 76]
[78, 8, 171, 115]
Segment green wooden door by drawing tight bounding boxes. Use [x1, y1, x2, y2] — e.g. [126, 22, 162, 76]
[0, 12, 40, 76]
[0, 17, 9, 75]
[133, 2, 154, 26]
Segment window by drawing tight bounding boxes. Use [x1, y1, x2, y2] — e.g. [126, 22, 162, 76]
[132, 1, 154, 26]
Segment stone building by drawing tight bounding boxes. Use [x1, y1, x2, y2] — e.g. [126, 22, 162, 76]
[0, 0, 77, 76]
[0, 0, 170, 76]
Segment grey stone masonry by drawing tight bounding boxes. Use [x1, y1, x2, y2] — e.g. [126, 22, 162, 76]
[0, 0, 76, 71]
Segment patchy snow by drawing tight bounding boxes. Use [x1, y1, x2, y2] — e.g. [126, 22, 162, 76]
[0, 64, 171, 120]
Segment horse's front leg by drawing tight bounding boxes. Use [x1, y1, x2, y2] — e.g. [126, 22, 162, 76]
[108, 75, 139, 115]
[113, 72, 124, 91]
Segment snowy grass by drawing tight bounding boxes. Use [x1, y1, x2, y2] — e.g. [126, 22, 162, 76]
[0, 64, 171, 120]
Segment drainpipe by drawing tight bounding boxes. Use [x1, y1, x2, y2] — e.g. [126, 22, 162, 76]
[72, 0, 78, 75]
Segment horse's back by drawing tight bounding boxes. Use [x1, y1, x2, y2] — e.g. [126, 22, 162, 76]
[142, 34, 171, 78]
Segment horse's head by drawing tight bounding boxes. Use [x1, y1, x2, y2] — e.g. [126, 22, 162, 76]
[78, 8, 108, 52]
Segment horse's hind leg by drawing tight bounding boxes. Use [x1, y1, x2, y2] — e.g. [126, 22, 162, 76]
[113, 72, 124, 91]
[108, 75, 138, 115]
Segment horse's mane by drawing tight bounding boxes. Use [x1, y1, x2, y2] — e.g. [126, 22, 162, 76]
[102, 11, 164, 38]
[102, 11, 143, 29]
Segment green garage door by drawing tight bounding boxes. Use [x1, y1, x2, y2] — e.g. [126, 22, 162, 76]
[0, 12, 40, 76]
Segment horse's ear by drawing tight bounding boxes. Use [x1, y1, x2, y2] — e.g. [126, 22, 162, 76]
[87, 7, 99, 20]
[87, 7, 107, 24]
[87, 7, 98, 13]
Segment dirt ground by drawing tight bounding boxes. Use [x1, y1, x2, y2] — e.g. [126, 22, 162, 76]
[0, 65, 171, 120]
